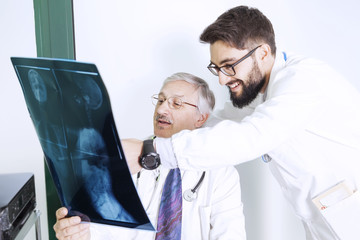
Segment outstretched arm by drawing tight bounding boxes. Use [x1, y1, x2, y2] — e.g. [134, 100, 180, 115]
[121, 138, 143, 174]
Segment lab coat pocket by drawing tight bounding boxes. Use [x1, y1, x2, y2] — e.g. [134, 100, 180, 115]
[199, 206, 211, 240]
[319, 191, 360, 240]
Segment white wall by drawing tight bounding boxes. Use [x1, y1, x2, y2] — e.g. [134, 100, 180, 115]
[1, 0, 359, 240]
[73, 0, 360, 141]
[0, 1, 48, 240]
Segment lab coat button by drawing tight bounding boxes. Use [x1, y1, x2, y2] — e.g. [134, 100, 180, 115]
[262, 154, 272, 163]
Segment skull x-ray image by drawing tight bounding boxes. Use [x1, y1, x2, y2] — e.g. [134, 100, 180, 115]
[11, 57, 154, 231]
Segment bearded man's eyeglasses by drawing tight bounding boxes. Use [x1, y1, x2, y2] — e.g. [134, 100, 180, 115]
[207, 45, 262, 77]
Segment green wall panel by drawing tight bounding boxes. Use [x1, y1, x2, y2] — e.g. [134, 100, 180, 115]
[33, 0, 75, 239]
[33, 0, 75, 59]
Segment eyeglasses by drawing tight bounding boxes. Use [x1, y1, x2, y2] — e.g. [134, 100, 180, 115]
[207, 45, 262, 76]
[151, 94, 198, 109]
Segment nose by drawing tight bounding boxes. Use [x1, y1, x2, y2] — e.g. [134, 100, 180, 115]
[218, 72, 232, 86]
[156, 100, 171, 114]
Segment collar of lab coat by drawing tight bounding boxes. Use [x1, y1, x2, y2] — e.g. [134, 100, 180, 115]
[270, 50, 287, 78]
[264, 50, 287, 100]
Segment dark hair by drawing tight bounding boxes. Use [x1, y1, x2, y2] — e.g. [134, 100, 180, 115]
[200, 6, 276, 55]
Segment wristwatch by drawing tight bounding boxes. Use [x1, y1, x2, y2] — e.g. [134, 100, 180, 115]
[139, 139, 161, 170]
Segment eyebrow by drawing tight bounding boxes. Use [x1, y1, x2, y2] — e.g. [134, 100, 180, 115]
[158, 92, 186, 98]
[211, 57, 238, 67]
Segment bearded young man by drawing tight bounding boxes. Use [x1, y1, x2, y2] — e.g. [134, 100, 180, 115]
[124, 5, 360, 240]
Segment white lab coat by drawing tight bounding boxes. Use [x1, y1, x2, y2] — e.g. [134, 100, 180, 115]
[156, 51, 360, 240]
[90, 165, 246, 239]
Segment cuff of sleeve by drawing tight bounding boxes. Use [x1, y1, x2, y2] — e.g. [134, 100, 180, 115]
[154, 137, 178, 169]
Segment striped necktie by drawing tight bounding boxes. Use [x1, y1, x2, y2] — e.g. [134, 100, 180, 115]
[155, 168, 182, 240]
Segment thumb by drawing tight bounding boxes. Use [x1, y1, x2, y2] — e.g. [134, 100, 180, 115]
[55, 207, 68, 220]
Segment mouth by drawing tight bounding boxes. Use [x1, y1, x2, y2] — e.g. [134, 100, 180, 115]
[155, 115, 173, 126]
[227, 80, 242, 92]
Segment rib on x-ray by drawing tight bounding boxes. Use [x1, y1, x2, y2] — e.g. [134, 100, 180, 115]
[11, 57, 154, 231]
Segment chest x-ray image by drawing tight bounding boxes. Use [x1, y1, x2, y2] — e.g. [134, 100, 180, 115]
[11, 57, 154, 231]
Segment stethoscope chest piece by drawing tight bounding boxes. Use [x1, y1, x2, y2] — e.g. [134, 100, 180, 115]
[183, 171, 205, 202]
[183, 189, 198, 202]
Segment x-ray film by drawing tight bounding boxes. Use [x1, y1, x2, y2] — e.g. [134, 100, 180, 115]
[11, 57, 155, 231]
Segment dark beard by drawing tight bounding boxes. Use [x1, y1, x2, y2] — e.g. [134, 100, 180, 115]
[229, 62, 266, 108]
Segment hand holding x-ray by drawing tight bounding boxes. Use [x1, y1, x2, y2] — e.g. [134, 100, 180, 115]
[53, 207, 90, 240]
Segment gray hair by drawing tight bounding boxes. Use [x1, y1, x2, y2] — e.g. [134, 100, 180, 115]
[162, 72, 215, 114]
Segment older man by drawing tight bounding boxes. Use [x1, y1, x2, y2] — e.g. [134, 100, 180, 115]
[54, 72, 246, 240]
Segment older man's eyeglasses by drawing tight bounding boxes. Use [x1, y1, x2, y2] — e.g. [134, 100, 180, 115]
[207, 45, 262, 77]
[151, 94, 198, 109]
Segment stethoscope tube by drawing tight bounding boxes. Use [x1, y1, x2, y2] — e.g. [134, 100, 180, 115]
[137, 169, 206, 204]
[183, 171, 206, 202]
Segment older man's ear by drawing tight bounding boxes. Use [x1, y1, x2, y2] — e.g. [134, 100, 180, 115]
[195, 113, 209, 128]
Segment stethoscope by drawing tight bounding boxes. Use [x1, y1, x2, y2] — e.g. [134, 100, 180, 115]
[136, 170, 206, 205]
[136, 169, 161, 211]
[183, 171, 206, 202]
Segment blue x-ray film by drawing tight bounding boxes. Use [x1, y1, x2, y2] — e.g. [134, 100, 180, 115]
[11, 57, 154, 231]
